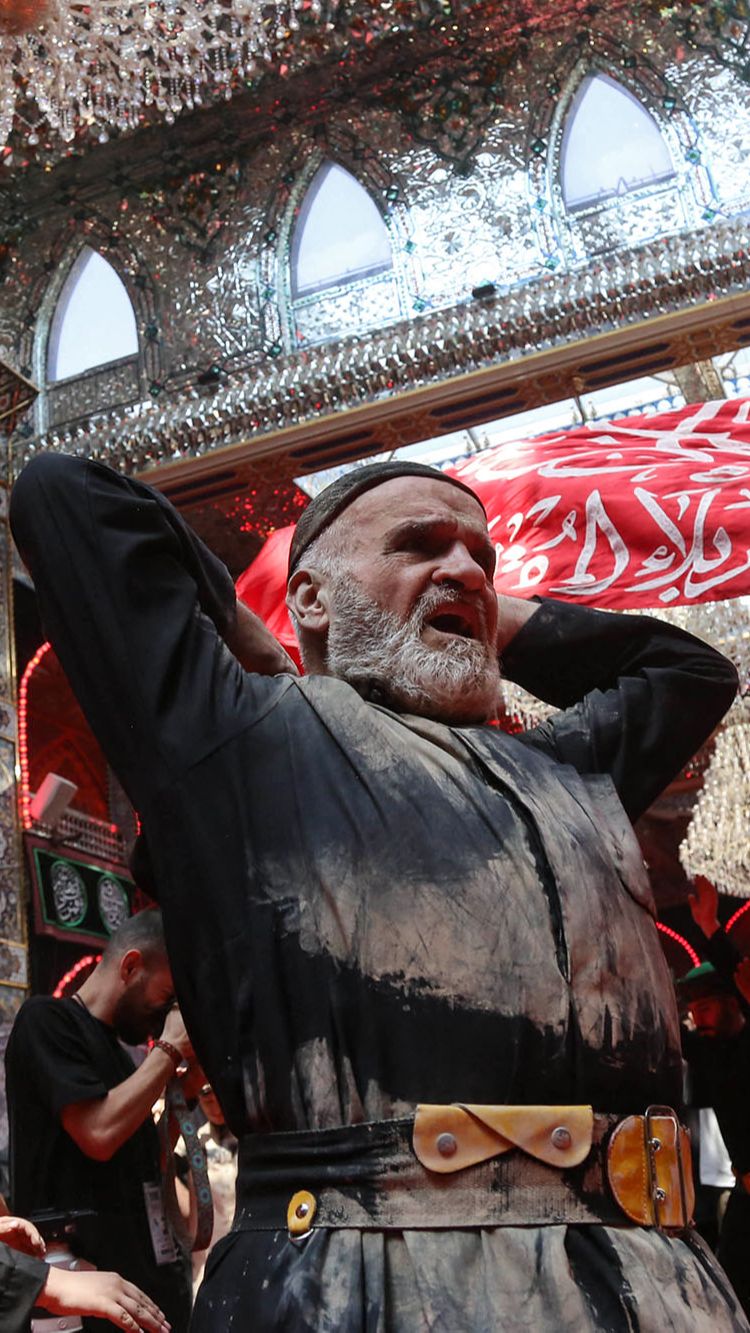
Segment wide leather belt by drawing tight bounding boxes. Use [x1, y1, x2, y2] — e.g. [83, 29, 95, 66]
[233, 1104, 694, 1237]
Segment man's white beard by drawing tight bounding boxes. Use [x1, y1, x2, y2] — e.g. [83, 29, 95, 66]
[324, 575, 501, 724]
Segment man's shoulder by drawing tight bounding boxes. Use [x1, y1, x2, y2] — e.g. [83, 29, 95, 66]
[15, 994, 76, 1023]
[266, 671, 368, 721]
[9, 996, 80, 1049]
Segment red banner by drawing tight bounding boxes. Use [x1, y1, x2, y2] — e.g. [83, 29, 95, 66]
[237, 398, 750, 650]
[452, 398, 750, 610]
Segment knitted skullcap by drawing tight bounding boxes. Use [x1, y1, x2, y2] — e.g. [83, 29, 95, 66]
[288, 460, 485, 576]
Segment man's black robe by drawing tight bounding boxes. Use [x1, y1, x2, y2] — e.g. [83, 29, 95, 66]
[10, 453, 748, 1331]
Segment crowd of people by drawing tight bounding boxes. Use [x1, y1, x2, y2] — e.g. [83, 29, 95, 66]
[1, 452, 749, 1330]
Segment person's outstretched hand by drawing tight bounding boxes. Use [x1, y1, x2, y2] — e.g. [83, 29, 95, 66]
[0, 1215, 45, 1257]
[687, 875, 720, 939]
[39, 1267, 170, 1332]
[735, 956, 750, 1006]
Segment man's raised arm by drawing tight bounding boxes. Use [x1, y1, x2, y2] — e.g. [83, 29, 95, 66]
[500, 595, 738, 822]
[10, 454, 291, 813]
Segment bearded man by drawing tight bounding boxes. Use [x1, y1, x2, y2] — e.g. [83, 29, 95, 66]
[10, 453, 747, 1331]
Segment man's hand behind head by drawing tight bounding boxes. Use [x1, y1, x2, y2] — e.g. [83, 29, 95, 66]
[227, 602, 299, 677]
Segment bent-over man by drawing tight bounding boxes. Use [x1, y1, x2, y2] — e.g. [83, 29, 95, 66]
[6, 909, 193, 1331]
[10, 453, 747, 1331]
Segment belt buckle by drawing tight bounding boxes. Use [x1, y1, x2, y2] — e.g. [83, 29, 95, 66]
[644, 1104, 689, 1230]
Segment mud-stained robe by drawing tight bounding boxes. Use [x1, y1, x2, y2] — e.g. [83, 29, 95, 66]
[10, 454, 747, 1332]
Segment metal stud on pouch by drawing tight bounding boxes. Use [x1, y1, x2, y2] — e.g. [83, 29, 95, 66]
[436, 1132, 458, 1158]
[551, 1126, 572, 1151]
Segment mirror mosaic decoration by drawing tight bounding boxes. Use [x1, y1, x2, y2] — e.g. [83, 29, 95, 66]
[0, 5, 747, 476]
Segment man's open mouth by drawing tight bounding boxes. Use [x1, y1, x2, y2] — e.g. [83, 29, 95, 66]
[426, 613, 477, 640]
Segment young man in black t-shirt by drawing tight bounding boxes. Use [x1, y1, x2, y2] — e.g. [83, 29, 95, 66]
[6, 910, 194, 1332]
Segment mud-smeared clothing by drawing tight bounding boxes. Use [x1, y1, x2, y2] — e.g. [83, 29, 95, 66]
[10, 454, 747, 1331]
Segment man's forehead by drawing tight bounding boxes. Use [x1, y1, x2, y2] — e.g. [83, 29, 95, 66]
[344, 475, 487, 532]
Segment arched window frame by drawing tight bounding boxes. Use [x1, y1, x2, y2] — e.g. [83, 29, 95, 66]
[289, 161, 395, 299]
[46, 246, 139, 384]
[30, 227, 157, 434]
[274, 149, 414, 352]
[527, 48, 716, 269]
[558, 73, 677, 214]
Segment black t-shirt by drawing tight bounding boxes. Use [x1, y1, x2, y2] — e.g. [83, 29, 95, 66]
[5, 996, 191, 1331]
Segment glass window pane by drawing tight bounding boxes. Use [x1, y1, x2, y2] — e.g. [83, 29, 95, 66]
[561, 74, 675, 211]
[291, 162, 392, 297]
[47, 246, 139, 382]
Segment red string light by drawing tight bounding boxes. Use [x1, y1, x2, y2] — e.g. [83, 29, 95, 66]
[655, 921, 701, 968]
[52, 952, 101, 998]
[18, 641, 52, 829]
[726, 900, 750, 933]
[18, 640, 122, 836]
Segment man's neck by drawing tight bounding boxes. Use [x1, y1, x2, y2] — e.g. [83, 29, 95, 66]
[74, 965, 116, 1027]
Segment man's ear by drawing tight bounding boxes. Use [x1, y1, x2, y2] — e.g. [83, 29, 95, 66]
[119, 948, 143, 984]
[286, 567, 331, 633]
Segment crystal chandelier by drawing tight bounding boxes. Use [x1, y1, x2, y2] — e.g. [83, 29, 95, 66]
[0, 0, 717, 160]
[0, 0, 302, 154]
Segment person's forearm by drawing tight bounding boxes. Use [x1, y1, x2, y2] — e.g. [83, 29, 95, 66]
[501, 595, 738, 710]
[503, 596, 737, 822]
[62, 1046, 176, 1162]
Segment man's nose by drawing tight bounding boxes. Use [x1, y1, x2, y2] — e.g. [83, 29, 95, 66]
[431, 542, 487, 591]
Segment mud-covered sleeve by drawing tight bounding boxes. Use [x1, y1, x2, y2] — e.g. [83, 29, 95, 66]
[0, 1244, 47, 1332]
[503, 596, 738, 823]
[10, 453, 286, 812]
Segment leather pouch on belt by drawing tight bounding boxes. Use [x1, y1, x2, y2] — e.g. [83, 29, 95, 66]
[607, 1108, 694, 1228]
[413, 1104, 594, 1173]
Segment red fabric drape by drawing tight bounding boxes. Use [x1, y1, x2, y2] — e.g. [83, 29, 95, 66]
[235, 526, 300, 665]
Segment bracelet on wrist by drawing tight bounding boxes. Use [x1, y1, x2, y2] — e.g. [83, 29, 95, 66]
[153, 1038, 183, 1070]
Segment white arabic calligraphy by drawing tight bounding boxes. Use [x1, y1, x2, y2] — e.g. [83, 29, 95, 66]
[497, 486, 750, 603]
[453, 401, 750, 607]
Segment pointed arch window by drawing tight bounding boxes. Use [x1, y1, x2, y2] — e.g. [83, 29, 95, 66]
[560, 73, 675, 212]
[291, 162, 393, 298]
[47, 246, 139, 382]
